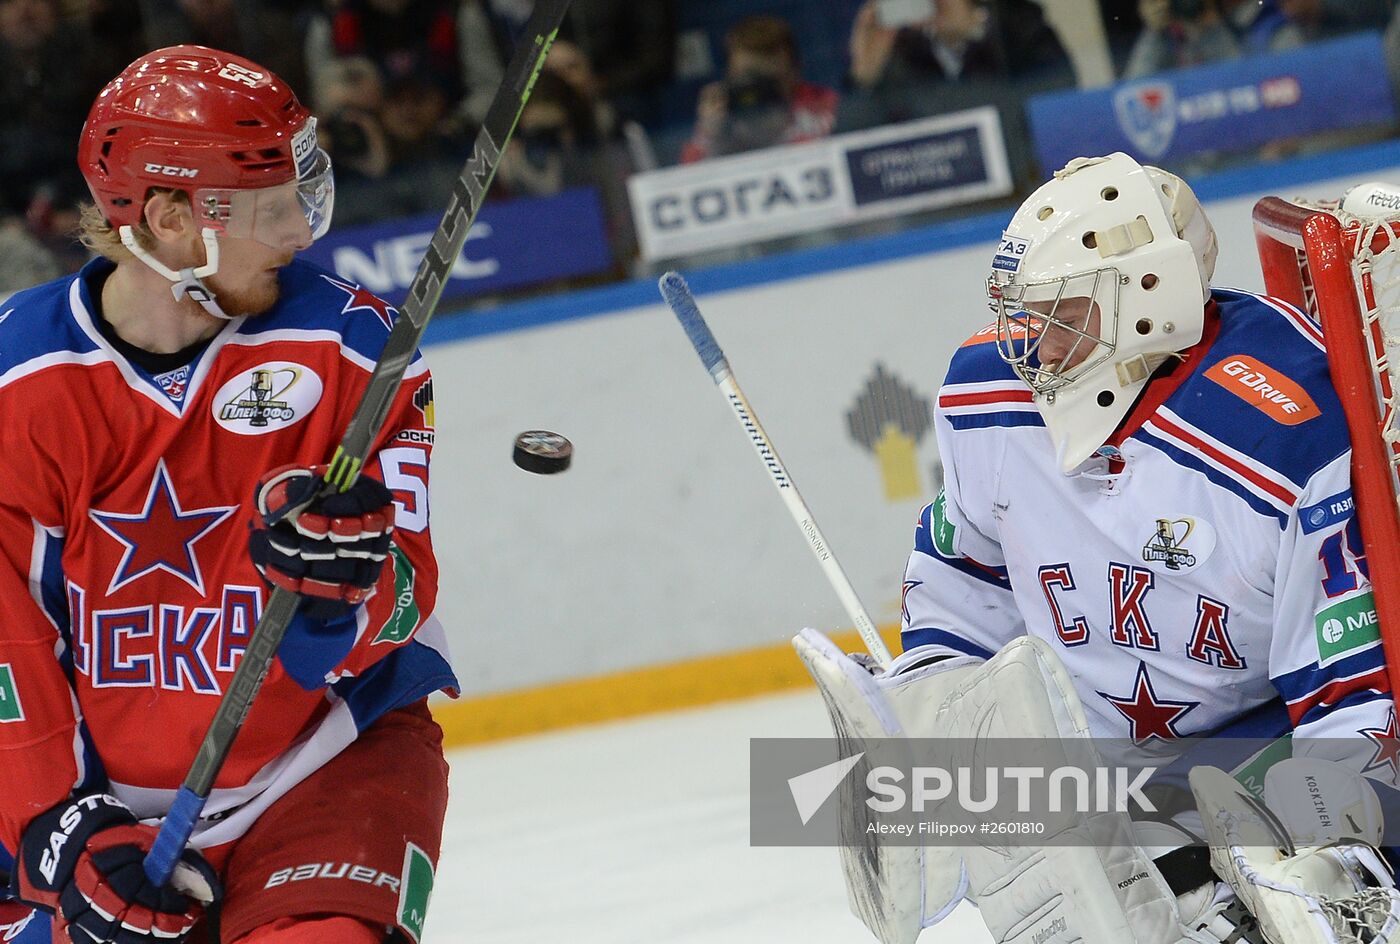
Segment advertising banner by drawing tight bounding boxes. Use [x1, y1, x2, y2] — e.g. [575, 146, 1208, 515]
[1027, 32, 1395, 173]
[628, 108, 1014, 261]
[300, 187, 613, 307]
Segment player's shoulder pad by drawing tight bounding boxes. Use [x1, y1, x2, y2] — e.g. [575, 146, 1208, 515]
[1166, 288, 1348, 484]
[943, 319, 1022, 387]
[243, 258, 421, 367]
[0, 270, 101, 383]
[934, 319, 1041, 432]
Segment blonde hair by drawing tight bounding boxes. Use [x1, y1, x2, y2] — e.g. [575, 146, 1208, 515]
[77, 189, 189, 263]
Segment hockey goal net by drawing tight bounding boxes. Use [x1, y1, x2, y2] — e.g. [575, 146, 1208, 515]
[1254, 194, 1400, 699]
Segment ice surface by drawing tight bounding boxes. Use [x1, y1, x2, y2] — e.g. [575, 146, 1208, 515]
[432, 691, 992, 943]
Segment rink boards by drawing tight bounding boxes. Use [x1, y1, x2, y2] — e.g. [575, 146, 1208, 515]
[420, 139, 1400, 745]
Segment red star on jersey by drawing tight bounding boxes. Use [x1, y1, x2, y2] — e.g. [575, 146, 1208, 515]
[323, 275, 396, 330]
[1097, 662, 1198, 743]
[89, 460, 238, 596]
[1362, 711, 1400, 782]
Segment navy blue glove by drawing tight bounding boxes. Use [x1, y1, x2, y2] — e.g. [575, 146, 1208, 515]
[15, 794, 220, 944]
[248, 464, 396, 620]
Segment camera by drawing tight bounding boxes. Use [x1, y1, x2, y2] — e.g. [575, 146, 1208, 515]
[725, 73, 785, 114]
[1169, 0, 1208, 19]
[322, 111, 373, 162]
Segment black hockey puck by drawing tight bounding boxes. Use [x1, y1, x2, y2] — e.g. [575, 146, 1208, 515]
[512, 430, 572, 474]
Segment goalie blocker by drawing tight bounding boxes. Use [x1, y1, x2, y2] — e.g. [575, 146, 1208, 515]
[795, 629, 1400, 944]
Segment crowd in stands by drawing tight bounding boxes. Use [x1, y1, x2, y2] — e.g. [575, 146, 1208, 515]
[2, 0, 1399, 300]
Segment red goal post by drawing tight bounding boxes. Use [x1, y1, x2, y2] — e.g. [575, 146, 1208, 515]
[1254, 195, 1400, 701]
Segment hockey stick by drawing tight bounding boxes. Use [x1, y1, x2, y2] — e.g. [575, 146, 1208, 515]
[143, 0, 573, 886]
[658, 272, 894, 666]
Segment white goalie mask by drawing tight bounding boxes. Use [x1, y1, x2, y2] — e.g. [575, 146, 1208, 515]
[988, 153, 1218, 473]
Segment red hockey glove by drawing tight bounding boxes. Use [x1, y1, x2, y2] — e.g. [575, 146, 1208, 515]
[16, 793, 220, 944]
[248, 464, 396, 620]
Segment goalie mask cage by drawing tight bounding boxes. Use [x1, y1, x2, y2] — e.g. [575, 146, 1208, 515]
[1254, 196, 1400, 703]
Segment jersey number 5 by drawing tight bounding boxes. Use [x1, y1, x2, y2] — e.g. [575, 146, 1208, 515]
[380, 446, 429, 533]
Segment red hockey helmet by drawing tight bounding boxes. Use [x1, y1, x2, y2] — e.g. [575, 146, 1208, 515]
[79, 45, 333, 246]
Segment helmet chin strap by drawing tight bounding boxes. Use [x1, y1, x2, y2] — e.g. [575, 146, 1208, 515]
[118, 226, 235, 320]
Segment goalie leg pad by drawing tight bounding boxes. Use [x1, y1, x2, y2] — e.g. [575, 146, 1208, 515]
[932, 636, 1204, 944]
[795, 631, 1205, 944]
[793, 628, 975, 944]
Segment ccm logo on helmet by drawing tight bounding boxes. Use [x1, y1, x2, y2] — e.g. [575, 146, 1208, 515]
[1205, 355, 1321, 425]
[144, 163, 199, 179]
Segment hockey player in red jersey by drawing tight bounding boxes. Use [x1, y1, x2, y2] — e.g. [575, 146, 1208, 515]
[0, 46, 456, 943]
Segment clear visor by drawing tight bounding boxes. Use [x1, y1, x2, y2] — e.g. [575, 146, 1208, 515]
[193, 148, 335, 250]
[989, 268, 1120, 395]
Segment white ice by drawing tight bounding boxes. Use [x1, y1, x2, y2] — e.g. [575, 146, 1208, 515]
[431, 691, 993, 943]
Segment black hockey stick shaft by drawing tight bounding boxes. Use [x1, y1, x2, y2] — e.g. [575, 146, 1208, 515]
[144, 0, 573, 885]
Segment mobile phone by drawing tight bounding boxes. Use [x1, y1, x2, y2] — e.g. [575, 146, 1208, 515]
[876, 0, 935, 29]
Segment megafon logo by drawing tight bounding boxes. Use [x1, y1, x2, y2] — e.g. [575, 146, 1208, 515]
[1206, 355, 1320, 425]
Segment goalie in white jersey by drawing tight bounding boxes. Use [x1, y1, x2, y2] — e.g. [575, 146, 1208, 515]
[796, 153, 1400, 944]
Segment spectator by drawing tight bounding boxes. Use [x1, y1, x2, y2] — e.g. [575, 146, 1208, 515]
[139, 0, 315, 91]
[0, 0, 107, 218]
[1279, 0, 1394, 40]
[680, 15, 839, 164]
[546, 37, 657, 170]
[1123, 0, 1304, 79]
[77, 0, 149, 79]
[311, 56, 475, 226]
[313, 56, 392, 182]
[848, 0, 1071, 93]
[1124, 0, 1242, 77]
[1225, 0, 1303, 55]
[305, 0, 503, 128]
[496, 69, 638, 262]
[0, 215, 61, 302]
[380, 68, 472, 170]
[498, 71, 602, 197]
[479, 0, 678, 126]
[558, 0, 678, 126]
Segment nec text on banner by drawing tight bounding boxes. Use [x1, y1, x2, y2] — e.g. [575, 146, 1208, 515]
[1027, 32, 1396, 174]
[629, 108, 1012, 262]
[300, 187, 613, 308]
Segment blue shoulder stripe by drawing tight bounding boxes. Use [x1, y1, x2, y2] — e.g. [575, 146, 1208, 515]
[900, 627, 994, 660]
[1133, 427, 1289, 527]
[332, 639, 459, 733]
[238, 259, 424, 369]
[946, 411, 1045, 431]
[943, 330, 1020, 388]
[0, 265, 102, 375]
[1271, 644, 1389, 703]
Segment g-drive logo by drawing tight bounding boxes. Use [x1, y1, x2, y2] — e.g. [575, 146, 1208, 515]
[788, 752, 1157, 827]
